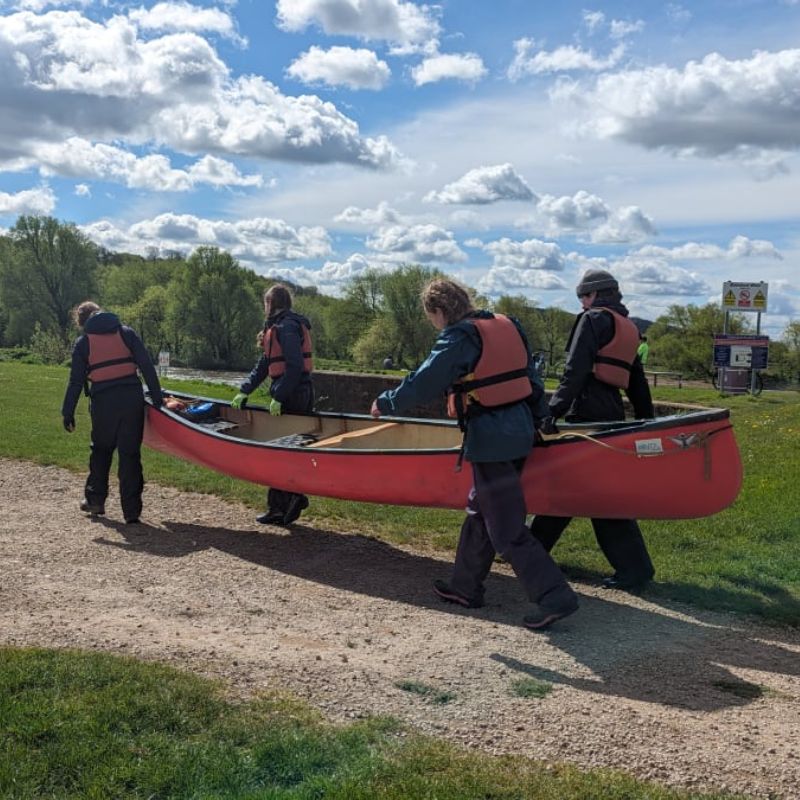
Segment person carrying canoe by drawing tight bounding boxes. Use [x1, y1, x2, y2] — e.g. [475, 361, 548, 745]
[530, 268, 656, 591]
[371, 278, 579, 630]
[232, 283, 314, 526]
[61, 301, 164, 524]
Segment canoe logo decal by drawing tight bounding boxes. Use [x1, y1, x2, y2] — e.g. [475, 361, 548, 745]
[668, 433, 699, 449]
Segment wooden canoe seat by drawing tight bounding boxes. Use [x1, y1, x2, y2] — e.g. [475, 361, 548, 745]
[308, 421, 398, 448]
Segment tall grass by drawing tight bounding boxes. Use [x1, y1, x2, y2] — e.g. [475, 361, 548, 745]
[0, 361, 798, 624]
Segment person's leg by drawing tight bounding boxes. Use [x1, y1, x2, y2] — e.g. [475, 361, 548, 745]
[444, 483, 496, 605]
[84, 395, 115, 511]
[473, 461, 571, 605]
[116, 388, 145, 522]
[529, 515, 572, 552]
[592, 518, 655, 587]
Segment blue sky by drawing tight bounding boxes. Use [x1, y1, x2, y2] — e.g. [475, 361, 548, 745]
[0, 0, 798, 336]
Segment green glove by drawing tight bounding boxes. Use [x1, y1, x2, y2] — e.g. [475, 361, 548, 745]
[231, 392, 248, 410]
[269, 398, 282, 416]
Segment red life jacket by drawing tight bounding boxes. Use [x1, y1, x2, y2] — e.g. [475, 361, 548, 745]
[447, 314, 532, 420]
[593, 308, 640, 389]
[86, 330, 137, 383]
[263, 318, 313, 378]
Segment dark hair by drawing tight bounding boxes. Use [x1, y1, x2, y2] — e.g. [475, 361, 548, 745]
[264, 283, 292, 313]
[421, 279, 474, 326]
[73, 301, 100, 328]
[594, 287, 623, 304]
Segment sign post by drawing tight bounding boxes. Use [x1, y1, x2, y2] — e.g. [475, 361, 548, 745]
[718, 282, 768, 395]
[158, 350, 170, 377]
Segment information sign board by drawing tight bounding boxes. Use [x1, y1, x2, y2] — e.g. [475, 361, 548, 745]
[712, 334, 769, 369]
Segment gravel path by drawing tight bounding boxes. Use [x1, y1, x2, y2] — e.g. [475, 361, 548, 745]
[1, 458, 798, 799]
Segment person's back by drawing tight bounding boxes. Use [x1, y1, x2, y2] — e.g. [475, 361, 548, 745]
[637, 336, 650, 367]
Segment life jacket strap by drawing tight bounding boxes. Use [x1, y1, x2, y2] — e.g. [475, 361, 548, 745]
[594, 355, 632, 372]
[88, 356, 136, 374]
[455, 367, 530, 393]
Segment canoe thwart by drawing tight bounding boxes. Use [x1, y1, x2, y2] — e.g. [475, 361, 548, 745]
[308, 421, 399, 448]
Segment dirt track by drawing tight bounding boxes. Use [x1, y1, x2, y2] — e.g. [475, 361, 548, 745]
[1, 458, 799, 799]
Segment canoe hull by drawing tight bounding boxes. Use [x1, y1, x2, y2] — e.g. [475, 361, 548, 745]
[143, 397, 742, 519]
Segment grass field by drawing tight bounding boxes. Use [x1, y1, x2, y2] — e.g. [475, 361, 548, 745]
[0, 360, 790, 798]
[1, 361, 797, 626]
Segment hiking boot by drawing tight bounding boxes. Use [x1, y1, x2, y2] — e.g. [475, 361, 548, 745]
[600, 574, 652, 592]
[433, 579, 484, 609]
[282, 495, 309, 525]
[80, 501, 105, 516]
[523, 587, 579, 631]
[256, 509, 286, 525]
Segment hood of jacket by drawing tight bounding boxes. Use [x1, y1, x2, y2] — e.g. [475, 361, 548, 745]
[267, 308, 312, 329]
[83, 311, 122, 334]
[590, 296, 630, 317]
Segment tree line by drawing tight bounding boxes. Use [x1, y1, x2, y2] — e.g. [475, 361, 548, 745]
[1, 215, 798, 384]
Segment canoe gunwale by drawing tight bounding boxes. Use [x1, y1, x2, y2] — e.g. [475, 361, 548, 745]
[148, 389, 732, 455]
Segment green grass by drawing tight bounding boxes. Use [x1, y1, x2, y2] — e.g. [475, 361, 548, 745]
[509, 677, 553, 699]
[1, 361, 798, 625]
[0, 646, 740, 800]
[394, 680, 457, 704]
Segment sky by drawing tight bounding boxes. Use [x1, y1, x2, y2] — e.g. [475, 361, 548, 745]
[0, 0, 798, 337]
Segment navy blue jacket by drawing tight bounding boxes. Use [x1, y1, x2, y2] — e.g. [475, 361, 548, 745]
[62, 311, 163, 417]
[375, 311, 546, 463]
[549, 299, 654, 423]
[240, 309, 313, 405]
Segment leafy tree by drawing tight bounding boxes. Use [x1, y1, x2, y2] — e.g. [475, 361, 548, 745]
[97, 256, 178, 308]
[2, 216, 97, 337]
[352, 315, 399, 368]
[165, 247, 262, 369]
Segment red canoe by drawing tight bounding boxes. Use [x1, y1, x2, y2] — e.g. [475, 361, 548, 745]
[143, 391, 742, 520]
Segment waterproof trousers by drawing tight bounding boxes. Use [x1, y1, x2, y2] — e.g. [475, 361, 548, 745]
[85, 383, 145, 521]
[266, 381, 314, 519]
[530, 515, 655, 584]
[449, 460, 573, 605]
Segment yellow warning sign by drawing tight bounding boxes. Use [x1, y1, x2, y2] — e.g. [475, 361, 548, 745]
[753, 290, 766, 309]
[723, 290, 736, 307]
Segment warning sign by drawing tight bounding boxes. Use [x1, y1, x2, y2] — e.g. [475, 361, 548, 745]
[722, 281, 768, 313]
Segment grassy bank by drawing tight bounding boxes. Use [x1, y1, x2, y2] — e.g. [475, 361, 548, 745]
[0, 647, 738, 800]
[0, 361, 798, 625]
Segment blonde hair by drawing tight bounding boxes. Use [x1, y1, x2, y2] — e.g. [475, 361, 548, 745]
[73, 301, 100, 328]
[421, 279, 474, 326]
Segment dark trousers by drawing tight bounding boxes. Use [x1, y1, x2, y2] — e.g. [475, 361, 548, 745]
[85, 384, 145, 520]
[450, 460, 572, 604]
[267, 382, 314, 515]
[530, 515, 655, 583]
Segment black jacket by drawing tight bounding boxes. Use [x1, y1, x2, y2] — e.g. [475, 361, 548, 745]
[240, 309, 313, 405]
[549, 299, 654, 423]
[61, 312, 163, 417]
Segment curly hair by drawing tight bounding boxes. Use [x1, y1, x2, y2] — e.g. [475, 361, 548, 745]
[72, 301, 100, 328]
[421, 279, 474, 326]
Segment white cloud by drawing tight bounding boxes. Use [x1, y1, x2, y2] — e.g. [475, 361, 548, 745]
[26, 138, 262, 191]
[476, 266, 567, 296]
[81, 212, 331, 266]
[476, 237, 567, 271]
[575, 48, 800, 164]
[424, 163, 535, 204]
[74, 183, 90, 197]
[286, 46, 390, 90]
[583, 11, 605, 34]
[508, 38, 625, 80]
[265, 253, 381, 290]
[334, 201, 401, 226]
[275, 0, 440, 54]
[0, 10, 401, 171]
[411, 52, 487, 86]
[128, 2, 245, 45]
[610, 256, 711, 296]
[515, 190, 655, 243]
[366, 222, 466, 263]
[609, 19, 644, 40]
[632, 236, 782, 261]
[0, 185, 55, 215]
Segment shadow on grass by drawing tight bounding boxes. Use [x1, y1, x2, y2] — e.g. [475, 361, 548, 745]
[93, 517, 800, 714]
